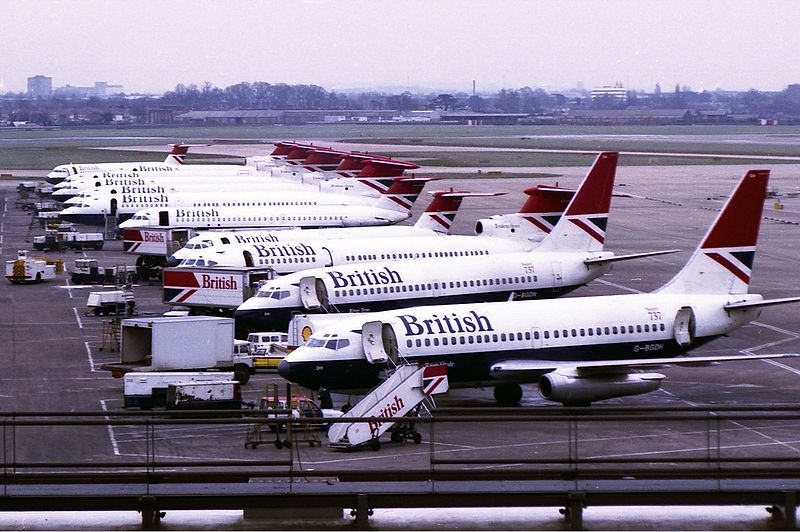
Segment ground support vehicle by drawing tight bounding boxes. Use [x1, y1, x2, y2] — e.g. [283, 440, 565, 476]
[122, 227, 196, 282]
[101, 316, 255, 384]
[245, 395, 342, 449]
[166, 380, 243, 410]
[247, 332, 289, 371]
[70, 258, 137, 285]
[327, 364, 448, 451]
[33, 227, 104, 251]
[86, 290, 135, 316]
[162, 266, 275, 331]
[5, 250, 57, 284]
[123, 371, 235, 409]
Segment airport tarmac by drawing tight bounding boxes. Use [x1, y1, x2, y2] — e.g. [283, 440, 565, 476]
[1, 152, 800, 529]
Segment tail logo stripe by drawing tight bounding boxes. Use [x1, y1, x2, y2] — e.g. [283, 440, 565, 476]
[706, 251, 752, 284]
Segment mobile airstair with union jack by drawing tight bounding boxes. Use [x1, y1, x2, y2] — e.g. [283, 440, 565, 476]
[326, 364, 448, 450]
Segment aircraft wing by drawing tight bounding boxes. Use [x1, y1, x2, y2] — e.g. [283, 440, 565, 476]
[583, 249, 681, 266]
[490, 353, 798, 378]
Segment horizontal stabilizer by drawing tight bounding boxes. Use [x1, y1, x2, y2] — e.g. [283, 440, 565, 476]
[490, 353, 798, 377]
[724, 296, 800, 311]
[583, 248, 682, 266]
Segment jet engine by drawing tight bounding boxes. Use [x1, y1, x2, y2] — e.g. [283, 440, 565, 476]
[538, 370, 665, 406]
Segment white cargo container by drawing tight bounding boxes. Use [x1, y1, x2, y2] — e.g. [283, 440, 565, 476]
[166, 380, 242, 410]
[123, 371, 235, 409]
[162, 266, 275, 313]
[102, 316, 254, 383]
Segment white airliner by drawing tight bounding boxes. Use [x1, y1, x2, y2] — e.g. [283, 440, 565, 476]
[61, 174, 428, 227]
[51, 166, 311, 200]
[165, 175, 575, 266]
[234, 152, 674, 332]
[165, 188, 497, 265]
[45, 143, 209, 184]
[278, 169, 800, 406]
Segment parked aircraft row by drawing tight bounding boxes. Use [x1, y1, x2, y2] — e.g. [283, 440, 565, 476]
[164, 189, 506, 266]
[274, 168, 800, 405]
[233, 152, 675, 333]
[57, 143, 427, 229]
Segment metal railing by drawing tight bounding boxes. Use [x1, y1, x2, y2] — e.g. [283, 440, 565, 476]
[2, 405, 800, 484]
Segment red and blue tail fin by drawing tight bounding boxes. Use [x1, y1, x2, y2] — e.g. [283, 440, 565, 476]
[533, 152, 618, 252]
[416, 190, 506, 234]
[372, 176, 436, 213]
[164, 143, 209, 165]
[657, 169, 769, 295]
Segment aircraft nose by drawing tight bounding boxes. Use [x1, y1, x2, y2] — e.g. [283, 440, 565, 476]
[165, 255, 180, 267]
[277, 359, 292, 381]
[233, 308, 273, 331]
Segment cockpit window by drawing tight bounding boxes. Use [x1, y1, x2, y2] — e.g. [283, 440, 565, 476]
[308, 336, 350, 350]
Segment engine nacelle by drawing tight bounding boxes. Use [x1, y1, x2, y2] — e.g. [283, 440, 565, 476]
[538, 371, 664, 406]
[474, 215, 546, 243]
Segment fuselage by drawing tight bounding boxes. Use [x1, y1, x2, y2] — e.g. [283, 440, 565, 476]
[278, 292, 763, 392]
[59, 188, 388, 226]
[234, 250, 612, 332]
[168, 225, 440, 264]
[180, 234, 533, 273]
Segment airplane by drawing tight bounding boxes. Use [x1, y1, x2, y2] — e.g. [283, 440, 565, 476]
[45, 143, 209, 184]
[62, 152, 423, 206]
[60, 174, 429, 227]
[163, 173, 576, 266]
[277, 169, 800, 406]
[170, 153, 621, 273]
[233, 152, 676, 332]
[164, 187, 496, 266]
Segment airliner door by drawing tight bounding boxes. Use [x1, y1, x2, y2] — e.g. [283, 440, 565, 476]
[299, 276, 329, 310]
[673, 306, 696, 347]
[243, 250, 254, 268]
[362, 321, 400, 365]
[321, 246, 334, 267]
[362, 321, 389, 364]
[158, 211, 170, 226]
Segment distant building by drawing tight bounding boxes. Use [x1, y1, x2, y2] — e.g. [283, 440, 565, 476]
[53, 82, 124, 99]
[562, 109, 691, 125]
[27, 75, 52, 98]
[591, 85, 627, 103]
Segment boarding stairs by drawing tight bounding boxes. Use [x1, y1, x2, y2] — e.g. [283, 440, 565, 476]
[327, 363, 448, 450]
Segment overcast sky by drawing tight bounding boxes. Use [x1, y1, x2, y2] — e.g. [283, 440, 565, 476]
[2, 0, 799, 95]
